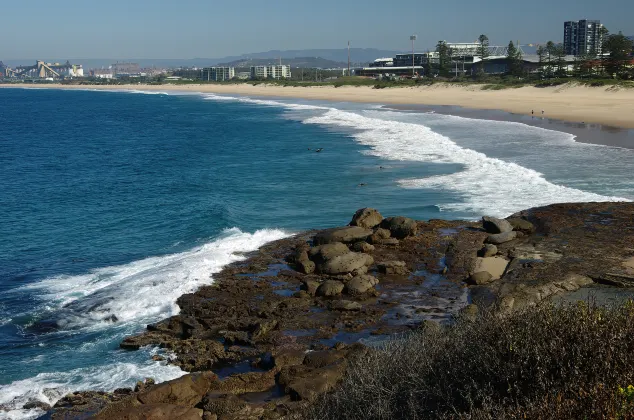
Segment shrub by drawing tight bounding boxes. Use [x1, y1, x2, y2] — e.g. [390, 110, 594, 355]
[304, 302, 634, 419]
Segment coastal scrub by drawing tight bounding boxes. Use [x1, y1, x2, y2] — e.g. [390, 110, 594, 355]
[306, 302, 634, 419]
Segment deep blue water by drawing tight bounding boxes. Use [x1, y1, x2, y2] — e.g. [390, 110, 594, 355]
[0, 88, 632, 419]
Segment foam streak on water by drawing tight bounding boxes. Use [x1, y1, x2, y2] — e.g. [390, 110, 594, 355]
[0, 228, 288, 419]
[203, 94, 629, 217]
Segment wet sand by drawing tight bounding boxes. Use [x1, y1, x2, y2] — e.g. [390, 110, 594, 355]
[386, 103, 634, 149]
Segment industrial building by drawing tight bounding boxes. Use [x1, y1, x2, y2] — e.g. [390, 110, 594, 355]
[250, 64, 292, 79]
[202, 67, 235, 81]
[1, 60, 83, 79]
[564, 20, 604, 56]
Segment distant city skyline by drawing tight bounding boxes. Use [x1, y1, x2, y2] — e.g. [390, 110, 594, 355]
[1, 0, 632, 60]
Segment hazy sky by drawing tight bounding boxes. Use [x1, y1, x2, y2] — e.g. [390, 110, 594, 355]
[2, 0, 632, 59]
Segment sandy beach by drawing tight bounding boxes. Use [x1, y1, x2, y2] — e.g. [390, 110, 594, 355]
[3, 82, 634, 129]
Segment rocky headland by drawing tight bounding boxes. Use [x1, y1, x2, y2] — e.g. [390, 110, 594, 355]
[44, 202, 634, 420]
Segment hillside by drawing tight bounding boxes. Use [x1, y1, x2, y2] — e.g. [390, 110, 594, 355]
[217, 57, 347, 69]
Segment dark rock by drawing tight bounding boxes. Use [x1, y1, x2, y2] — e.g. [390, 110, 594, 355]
[377, 261, 409, 275]
[136, 372, 216, 407]
[201, 394, 246, 416]
[486, 231, 517, 245]
[350, 208, 383, 229]
[23, 400, 51, 411]
[330, 300, 362, 311]
[102, 404, 202, 420]
[479, 244, 498, 257]
[300, 279, 321, 296]
[313, 227, 373, 245]
[251, 320, 278, 341]
[381, 217, 418, 239]
[352, 241, 375, 253]
[344, 275, 378, 295]
[297, 259, 315, 274]
[507, 217, 535, 233]
[482, 216, 513, 234]
[319, 252, 373, 275]
[369, 228, 391, 244]
[467, 271, 494, 285]
[272, 348, 306, 368]
[316, 280, 345, 297]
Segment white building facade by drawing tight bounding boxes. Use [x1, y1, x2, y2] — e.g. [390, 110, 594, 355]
[202, 67, 235, 81]
[250, 65, 291, 80]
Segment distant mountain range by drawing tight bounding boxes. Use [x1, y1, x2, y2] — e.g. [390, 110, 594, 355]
[217, 57, 348, 69]
[2, 49, 402, 70]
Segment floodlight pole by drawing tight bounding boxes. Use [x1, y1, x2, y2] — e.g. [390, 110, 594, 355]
[410, 35, 417, 78]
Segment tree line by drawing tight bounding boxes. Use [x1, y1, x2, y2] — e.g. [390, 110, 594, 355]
[431, 30, 633, 80]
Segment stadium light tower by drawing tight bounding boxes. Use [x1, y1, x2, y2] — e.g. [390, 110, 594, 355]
[410, 35, 417, 77]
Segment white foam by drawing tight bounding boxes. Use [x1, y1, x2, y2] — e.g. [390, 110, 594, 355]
[2, 228, 289, 419]
[300, 109, 629, 217]
[18, 228, 288, 330]
[0, 358, 184, 420]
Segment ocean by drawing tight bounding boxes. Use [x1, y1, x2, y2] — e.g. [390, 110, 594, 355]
[0, 88, 632, 419]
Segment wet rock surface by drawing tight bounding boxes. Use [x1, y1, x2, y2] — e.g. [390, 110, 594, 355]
[49, 203, 634, 419]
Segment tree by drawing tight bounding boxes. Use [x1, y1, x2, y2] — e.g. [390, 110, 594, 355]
[602, 32, 634, 78]
[506, 40, 523, 77]
[536, 45, 547, 78]
[477, 34, 490, 74]
[544, 41, 556, 77]
[435, 41, 453, 77]
[553, 44, 567, 77]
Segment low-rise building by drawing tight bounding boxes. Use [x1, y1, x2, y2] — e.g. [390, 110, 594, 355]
[202, 67, 235, 81]
[250, 64, 291, 79]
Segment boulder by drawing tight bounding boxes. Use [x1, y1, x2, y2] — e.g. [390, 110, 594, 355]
[352, 241, 375, 253]
[381, 217, 418, 239]
[381, 238, 400, 246]
[507, 217, 535, 233]
[272, 349, 306, 368]
[136, 372, 217, 407]
[297, 260, 315, 274]
[467, 271, 494, 285]
[482, 216, 513, 234]
[313, 227, 373, 245]
[370, 228, 392, 244]
[479, 244, 498, 258]
[300, 279, 322, 296]
[316, 280, 345, 297]
[378, 261, 409, 275]
[473, 257, 509, 280]
[308, 242, 350, 264]
[319, 252, 374, 275]
[350, 208, 383, 229]
[486, 231, 517, 245]
[344, 275, 378, 295]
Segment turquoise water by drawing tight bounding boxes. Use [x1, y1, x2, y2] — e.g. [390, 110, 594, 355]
[0, 88, 632, 419]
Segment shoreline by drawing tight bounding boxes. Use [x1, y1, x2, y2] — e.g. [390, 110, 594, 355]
[3, 82, 634, 130]
[42, 203, 634, 419]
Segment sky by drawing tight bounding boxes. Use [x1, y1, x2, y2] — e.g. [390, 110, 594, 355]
[1, 0, 633, 60]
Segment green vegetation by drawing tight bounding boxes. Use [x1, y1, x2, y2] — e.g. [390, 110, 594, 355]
[305, 302, 634, 419]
